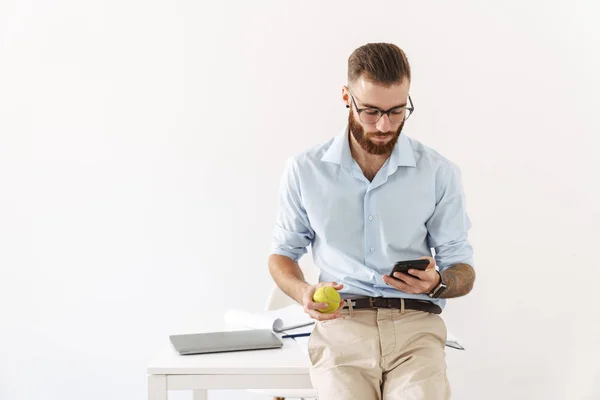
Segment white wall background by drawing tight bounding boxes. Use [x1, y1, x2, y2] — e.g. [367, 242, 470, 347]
[1, 0, 599, 399]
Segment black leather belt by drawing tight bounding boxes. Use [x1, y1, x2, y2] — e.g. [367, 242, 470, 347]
[343, 297, 442, 314]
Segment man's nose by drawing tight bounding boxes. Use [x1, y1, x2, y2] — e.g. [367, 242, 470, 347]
[376, 113, 391, 132]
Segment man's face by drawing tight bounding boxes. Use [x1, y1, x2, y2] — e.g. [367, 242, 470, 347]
[344, 77, 410, 156]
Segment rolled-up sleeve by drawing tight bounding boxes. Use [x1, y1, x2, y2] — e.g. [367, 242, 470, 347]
[269, 157, 315, 263]
[426, 162, 475, 272]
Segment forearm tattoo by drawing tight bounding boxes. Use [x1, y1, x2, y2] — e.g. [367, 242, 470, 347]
[440, 263, 476, 298]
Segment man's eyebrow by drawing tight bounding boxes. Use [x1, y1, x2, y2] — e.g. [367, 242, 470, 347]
[359, 101, 407, 110]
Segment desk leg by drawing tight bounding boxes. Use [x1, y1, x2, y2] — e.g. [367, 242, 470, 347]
[147, 375, 167, 400]
[193, 390, 208, 400]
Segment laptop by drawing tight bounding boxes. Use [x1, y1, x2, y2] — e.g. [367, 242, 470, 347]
[169, 329, 283, 355]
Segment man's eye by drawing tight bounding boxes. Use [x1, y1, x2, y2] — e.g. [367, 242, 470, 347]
[364, 109, 380, 116]
[390, 109, 405, 115]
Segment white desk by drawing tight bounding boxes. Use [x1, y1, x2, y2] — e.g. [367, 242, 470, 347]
[147, 332, 312, 400]
[147, 316, 463, 399]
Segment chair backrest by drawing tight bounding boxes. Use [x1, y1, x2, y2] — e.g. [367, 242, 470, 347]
[266, 255, 319, 311]
[266, 285, 295, 311]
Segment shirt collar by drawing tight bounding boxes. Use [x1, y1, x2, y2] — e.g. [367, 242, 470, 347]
[321, 125, 416, 168]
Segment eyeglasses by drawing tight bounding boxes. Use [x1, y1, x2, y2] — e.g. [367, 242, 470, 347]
[348, 88, 414, 124]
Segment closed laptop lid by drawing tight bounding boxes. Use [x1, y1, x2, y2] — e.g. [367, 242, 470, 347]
[169, 329, 283, 355]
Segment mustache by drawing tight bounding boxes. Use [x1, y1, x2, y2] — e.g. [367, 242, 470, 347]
[371, 132, 394, 137]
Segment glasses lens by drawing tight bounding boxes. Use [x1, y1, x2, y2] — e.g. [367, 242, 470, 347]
[359, 109, 381, 124]
[388, 109, 408, 124]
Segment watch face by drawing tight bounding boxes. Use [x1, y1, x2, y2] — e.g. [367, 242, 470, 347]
[436, 284, 448, 298]
[431, 283, 447, 298]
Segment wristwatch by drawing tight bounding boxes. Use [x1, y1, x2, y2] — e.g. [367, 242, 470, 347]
[428, 270, 448, 299]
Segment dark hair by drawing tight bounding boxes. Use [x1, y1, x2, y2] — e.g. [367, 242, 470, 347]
[348, 43, 411, 85]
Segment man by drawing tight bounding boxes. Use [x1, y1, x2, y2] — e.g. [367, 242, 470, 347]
[268, 42, 476, 400]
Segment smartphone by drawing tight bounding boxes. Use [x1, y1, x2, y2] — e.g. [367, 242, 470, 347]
[391, 259, 430, 279]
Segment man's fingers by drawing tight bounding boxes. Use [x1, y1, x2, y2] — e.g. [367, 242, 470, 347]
[306, 309, 325, 320]
[307, 309, 342, 321]
[302, 282, 345, 320]
[419, 256, 436, 269]
[323, 282, 344, 290]
[395, 270, 432, 294]
[383, 273, 433, 294]
[306, 299, 346, 312]
[393, 271, 419, 285]
[306, 301, 329, 311]
[406, 268, 426, 279]
[383, 274, 402, 288]
[306, 300, 346, 321]
[383, 274, 416, 294]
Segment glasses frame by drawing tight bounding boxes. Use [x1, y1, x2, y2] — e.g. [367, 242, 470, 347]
[348, 88, 415, 124]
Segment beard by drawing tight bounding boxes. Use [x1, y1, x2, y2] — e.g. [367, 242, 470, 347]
[348, 110, 404, 156]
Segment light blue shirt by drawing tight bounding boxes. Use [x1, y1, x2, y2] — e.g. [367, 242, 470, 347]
[270, 126, 474, 309]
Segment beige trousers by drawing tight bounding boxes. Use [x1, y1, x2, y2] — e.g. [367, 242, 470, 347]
[307, 307, 450, 400]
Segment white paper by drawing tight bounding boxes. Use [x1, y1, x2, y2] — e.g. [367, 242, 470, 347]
[224, 304, 314, 332]
[445, 331, 466, 350]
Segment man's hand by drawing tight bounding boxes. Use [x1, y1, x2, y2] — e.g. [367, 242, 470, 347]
[301, 282, 346, 321]
[382, 256, 440, 295]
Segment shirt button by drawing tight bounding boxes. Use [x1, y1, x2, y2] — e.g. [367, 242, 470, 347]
[368, 215, 373, 221]
[370, 248, 375, 253]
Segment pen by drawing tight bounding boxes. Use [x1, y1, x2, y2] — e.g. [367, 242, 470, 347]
[281, 332, 312, 339]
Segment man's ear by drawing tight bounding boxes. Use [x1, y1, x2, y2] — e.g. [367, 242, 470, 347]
[341, 86, 351, 108]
